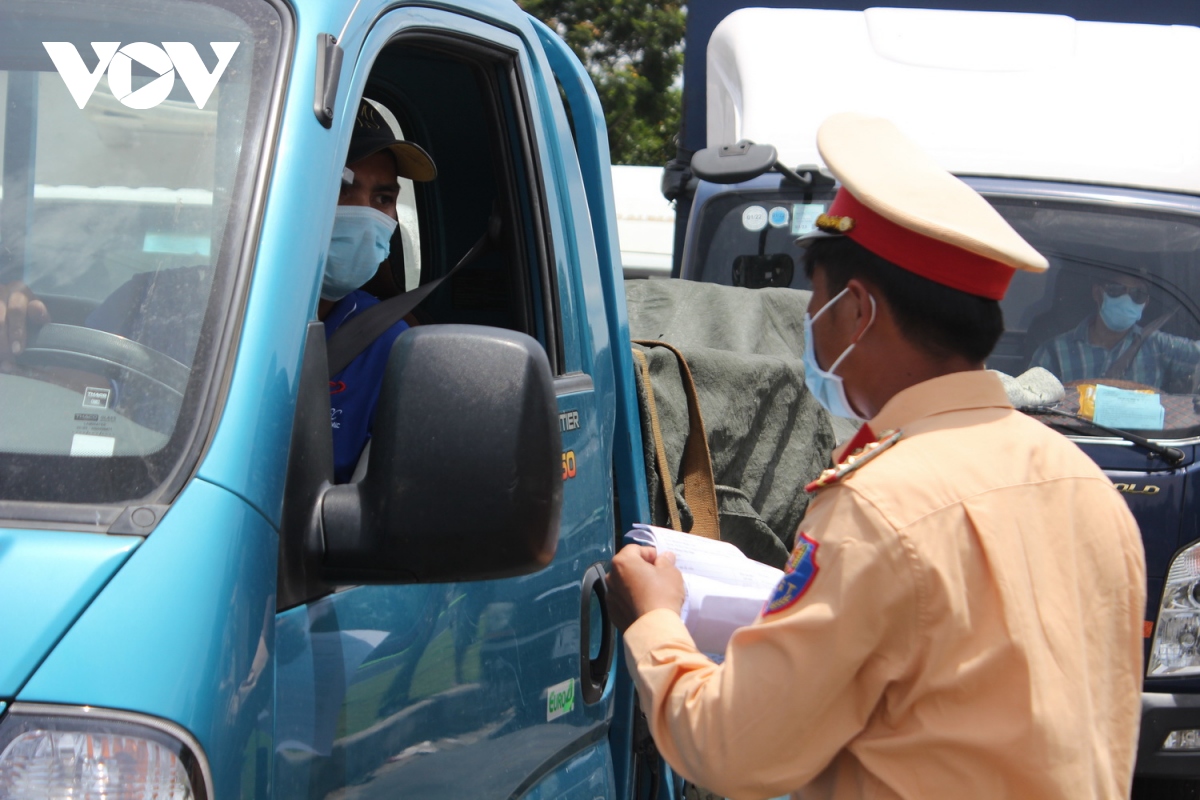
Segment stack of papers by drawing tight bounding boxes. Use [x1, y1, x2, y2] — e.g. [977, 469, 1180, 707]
[625, 524, 783, 656]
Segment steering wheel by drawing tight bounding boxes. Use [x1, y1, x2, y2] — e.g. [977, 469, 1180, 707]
[17, 323, 190, 399]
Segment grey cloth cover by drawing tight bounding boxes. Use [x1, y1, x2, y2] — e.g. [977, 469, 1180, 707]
[626, 280, 836, 569]
[993, 366, 1065, 409]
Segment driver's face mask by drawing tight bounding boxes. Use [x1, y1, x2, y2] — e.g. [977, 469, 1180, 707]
[1099, 291, 1146, 333]
[802, 287, 877, 421]
[322, 205, 398, 302]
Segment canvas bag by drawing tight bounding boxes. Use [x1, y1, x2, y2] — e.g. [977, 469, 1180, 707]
[626, 279, 836, 568]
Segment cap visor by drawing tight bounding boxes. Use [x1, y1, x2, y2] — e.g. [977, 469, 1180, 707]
[794, 228, 843, 248]
[387, 142, 437, 182]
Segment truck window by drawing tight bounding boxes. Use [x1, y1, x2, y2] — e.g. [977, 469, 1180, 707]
[365, 37, 560, 370]
[0, 0, 284, 506]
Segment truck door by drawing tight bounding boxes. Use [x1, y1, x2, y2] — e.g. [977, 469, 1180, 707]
[273, 7, 618, 798]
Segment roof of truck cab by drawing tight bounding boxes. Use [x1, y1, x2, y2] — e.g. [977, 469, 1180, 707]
[706, 7, 1200, 194]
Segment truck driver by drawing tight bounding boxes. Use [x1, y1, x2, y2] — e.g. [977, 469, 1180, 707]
[1030, 272, 1200, 390]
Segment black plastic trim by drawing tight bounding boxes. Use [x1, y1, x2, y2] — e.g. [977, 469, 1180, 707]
[1138, 692, 1200, 778]
[580, 562, 614, 705]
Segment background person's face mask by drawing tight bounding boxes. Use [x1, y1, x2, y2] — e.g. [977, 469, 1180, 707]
[802, 287, 876, 421]
[321, 205, 398, 301]
[1099, 291, 1145, 333]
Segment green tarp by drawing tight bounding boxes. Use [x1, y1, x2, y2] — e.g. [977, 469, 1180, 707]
[626, 280, 838, 569]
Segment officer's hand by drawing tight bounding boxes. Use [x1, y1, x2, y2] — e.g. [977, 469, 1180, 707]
[607, 544, 686, 632]
[0, 282, 50, 370]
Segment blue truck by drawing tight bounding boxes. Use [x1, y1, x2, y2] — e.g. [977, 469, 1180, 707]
[670, 4, 1200, 793]
[0, 0, 666, 796]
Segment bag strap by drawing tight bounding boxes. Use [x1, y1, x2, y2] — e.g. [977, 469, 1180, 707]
[632, 339, 720, 540]
[326, 216, 498, 376]
[631, 347, 683, 531]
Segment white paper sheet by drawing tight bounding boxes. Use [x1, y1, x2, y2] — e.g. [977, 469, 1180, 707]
[626, 524, 784, 656]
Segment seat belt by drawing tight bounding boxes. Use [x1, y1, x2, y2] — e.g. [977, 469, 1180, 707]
[1104, 308, 1176, 381]
[326, 215, 499, 376]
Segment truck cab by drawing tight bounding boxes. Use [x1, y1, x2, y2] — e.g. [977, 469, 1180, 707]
[0, 0, 656, 797]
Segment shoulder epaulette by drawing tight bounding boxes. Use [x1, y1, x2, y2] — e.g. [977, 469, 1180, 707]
[805, 429, 903, 493]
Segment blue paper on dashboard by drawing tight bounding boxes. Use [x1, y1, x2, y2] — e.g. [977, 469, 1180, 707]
[1092, 384, 1165, 430]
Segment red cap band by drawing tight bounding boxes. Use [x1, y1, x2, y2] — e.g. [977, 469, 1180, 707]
[828, 189, 1014, 300]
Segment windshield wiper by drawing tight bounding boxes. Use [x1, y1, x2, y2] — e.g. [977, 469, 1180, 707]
[1027, 406, 1186, 466]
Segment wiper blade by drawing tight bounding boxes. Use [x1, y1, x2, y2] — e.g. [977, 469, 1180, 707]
[1027, 406, 1185, 466]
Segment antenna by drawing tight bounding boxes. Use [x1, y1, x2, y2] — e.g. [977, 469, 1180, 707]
[337, 0, 365, 45]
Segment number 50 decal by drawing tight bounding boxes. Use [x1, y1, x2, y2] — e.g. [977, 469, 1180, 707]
[562, 450, 577, 480]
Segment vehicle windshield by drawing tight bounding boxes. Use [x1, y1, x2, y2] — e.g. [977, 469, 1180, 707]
[992, 196, 1200, 441]
[692, 184, 1200, 440]
[0, 0, 282, 506]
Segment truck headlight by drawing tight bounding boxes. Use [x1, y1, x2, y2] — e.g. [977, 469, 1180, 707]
[1149, 541, 1200, 677]
[0, 703, 211, 800]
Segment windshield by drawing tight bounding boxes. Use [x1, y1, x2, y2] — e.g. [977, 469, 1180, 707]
[0, 0, 283, 506]
[991, 195, 1200, 440]
[692, 183, 1200, 440]
[688, 185, 837, 289]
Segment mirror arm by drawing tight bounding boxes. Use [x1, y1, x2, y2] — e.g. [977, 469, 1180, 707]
[773, 161, 810, 186]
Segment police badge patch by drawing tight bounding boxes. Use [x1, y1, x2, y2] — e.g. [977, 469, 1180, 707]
[763, 533, 820, 617]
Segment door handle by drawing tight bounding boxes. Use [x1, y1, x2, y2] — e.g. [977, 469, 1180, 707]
[580, 563, 614, 704]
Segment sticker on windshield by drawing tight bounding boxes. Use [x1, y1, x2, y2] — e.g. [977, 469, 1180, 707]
[70, 433, 115, 458]
[546, 678, 576, 721]
[742, 205, 768, 232]
[792, 203, 826, 236]
[82, 387, 112, 409]
[768, 206, 790, 228]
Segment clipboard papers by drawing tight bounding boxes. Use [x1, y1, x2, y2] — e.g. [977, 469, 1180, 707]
[625, 524, 783, 656]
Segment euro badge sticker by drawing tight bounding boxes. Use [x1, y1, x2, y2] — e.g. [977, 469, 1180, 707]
[763, 533, 819, 617]
[546, 678, 575, 721]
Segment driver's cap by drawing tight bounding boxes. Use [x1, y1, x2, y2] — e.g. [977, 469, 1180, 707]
[796, 113, 1047, 300]
[347, 100, 437, 182]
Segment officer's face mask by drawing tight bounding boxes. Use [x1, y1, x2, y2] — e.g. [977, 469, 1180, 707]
[322, 205, 399, 302]
[803, 287, 876, 421]
[1099, 290, 1145, 333]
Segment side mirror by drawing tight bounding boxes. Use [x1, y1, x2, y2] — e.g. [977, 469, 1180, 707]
[321, 325, 563, 584]
[690, 140, 778, 184]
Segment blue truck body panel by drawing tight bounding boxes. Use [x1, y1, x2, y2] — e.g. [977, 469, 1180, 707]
[0, 530, 139, 697]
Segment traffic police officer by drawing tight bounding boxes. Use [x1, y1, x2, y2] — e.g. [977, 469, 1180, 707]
[607, 113, 1146, 800]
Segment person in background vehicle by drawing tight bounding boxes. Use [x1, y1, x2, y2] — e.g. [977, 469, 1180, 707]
[1030, 273, 1200, 389]
[0, 100, 434, 482]
[607, 113, 1145, 800]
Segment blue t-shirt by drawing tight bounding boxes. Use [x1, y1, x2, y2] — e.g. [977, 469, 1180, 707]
[324, 290, 410, 483]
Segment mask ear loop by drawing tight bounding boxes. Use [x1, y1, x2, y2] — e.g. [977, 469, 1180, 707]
[810, 287, 849, 324]
[825, 293, 877, 375]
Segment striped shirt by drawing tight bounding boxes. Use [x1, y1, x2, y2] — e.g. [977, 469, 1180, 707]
[1030, 316, 1200, 390]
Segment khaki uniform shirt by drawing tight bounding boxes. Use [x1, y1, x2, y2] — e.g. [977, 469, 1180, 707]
[623, 371, 1146, 800]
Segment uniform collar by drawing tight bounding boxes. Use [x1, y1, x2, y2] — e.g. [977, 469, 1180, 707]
[833, 370, 1012, 462]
